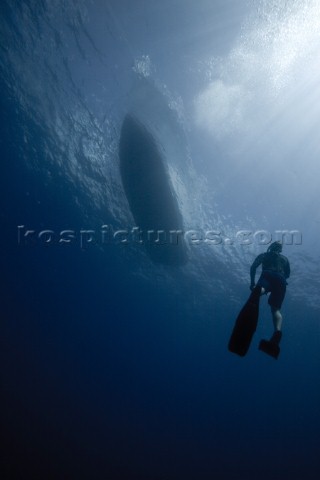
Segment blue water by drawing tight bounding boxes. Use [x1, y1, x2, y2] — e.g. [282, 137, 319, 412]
[1, 1, 320, 479]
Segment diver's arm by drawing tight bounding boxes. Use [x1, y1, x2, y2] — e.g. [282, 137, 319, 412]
[285, 259, 291, 279]
[250, 254, 264, 288]
[280, 254, 291, 279]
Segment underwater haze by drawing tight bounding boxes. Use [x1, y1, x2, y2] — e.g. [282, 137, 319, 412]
[1, 1, 320, 479]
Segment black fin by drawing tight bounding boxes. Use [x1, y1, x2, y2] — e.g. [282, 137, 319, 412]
[228, 287, 261, 357]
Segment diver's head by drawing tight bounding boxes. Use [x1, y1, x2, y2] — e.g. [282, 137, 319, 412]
[267, 241, 282, 253]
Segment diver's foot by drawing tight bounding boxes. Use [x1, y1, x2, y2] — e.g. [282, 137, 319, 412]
[259, 330, 282, 359]
[270, 330, 282, 345]
[259, 339, 280, 359]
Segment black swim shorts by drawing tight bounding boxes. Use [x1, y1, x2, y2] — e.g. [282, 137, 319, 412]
[257, 270, 287, 310]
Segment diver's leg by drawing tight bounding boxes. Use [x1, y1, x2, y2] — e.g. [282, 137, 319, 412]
[259, 302, 283, 357]
[271, 307, 282, 331]
[269, 307, 282, 346]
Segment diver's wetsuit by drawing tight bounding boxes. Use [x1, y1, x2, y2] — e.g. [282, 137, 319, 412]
[250, 251, 290, 309]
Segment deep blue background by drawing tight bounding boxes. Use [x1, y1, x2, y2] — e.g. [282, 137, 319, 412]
[1, 2, 320, 479]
